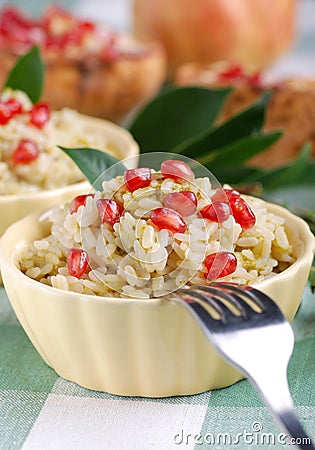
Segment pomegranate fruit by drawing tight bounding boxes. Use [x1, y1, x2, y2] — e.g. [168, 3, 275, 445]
[133, 0, 296, 74]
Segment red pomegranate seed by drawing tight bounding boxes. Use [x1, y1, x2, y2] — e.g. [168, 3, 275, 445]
[218, 64, 242, 82]
[247, 72, 261, 87]
[67, 248, 89, 278]
[217, 64, 261, 86]
[44, 35, 62, 51]
[29, 102, 51, 128]
[204, 252, 237, 280]
[0, 7, 40, 49]
[5, 98, 23, 115]
[124, 167, 151, 192]
[229, 196, 256, 230]
[62, 29, 82, 46]
[96, 199, 124, 226]
[12, 139, 39, 164]
[211, 188, 240, 203]
[163, 191, 197, 217]
[200, 201, 231, 223]
[0, 102, 12, 125]
[150, 207, 186, 234]
[70, 194, 95, 214]
[78, 20, 95, 34]
[0, 6, 33, 31]
[161, 160, 195, 183]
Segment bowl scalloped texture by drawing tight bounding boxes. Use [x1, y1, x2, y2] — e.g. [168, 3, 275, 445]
[0, 202, 314, 398]
[0, 114, 139, 236]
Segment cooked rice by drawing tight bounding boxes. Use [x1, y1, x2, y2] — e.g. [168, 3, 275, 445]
[0, 89, 112, 194]
[19, 172, 297, 298]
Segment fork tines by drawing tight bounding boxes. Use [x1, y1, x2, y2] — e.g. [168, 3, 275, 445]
[177, 283, 284, 323]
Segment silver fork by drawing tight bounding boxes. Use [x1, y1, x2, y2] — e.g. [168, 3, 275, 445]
[171, 282, 315, 450]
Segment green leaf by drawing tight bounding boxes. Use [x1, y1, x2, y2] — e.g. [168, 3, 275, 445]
[261, 183, 315, 231]
[249, 143, 312, 191]
[129, 86, 231, 152]
[59, 147, 125, 192]
[4, 46, 44, 103]
[203, 131, 281, 169]
[208, 166, 264, 186]
[174, 91, 271, 157]
[292, 160, 315, 185]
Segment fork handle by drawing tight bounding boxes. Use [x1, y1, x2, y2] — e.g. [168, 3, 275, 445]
[176, 295, 314, 449]
[277, 410, 314, 449]
[181, 300, 314, 449]
[250, 372, 315, 450]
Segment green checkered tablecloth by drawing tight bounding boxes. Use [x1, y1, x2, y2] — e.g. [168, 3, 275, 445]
[1, 284, 315, 450]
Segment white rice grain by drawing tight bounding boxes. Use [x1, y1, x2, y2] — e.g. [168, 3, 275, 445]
[19, 172, 297, 298]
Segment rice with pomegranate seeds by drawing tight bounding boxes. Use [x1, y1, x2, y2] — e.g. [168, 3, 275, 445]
[19, 168, 297, 299]
[0, 89, 112, 194]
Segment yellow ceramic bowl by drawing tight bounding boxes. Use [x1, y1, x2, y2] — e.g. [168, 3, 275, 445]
[0, 114, 139, 236]
[0, 202, 314, 398]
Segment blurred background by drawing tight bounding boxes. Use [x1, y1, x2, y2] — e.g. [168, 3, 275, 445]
[0, 0, 314, 79]
[0, 0, 314, 219]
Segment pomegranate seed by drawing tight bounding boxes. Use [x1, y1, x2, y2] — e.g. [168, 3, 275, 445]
[0, 102, 12, 125]
[247, 72, 261, 87]
[204, 252, 237, 280]
[218, 64, 243, 83]
[70, 194, 95, 214]
[97, 199, 124, 226]
[211, 188, 240, 203]
[163, 191, 197, 217]
[12, 139, 39, 164]
[161, 160, 195, 183]
[5, 98, 23, 115]
[229, 197, 256, 230]
[217, 64, 261, 87]
[44, 35, 62, 51]
[150, 207, 186, 234]
[0, 7, 33, 47]
[62, 29, 82, 46]
[124, 167, 151, 192]
[29, 102, 50, 128]
[200, 201, 231, 223]
[0, 7, 33, 31]
[78, 20, 95, 34]
[67, 248, 89, 278]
